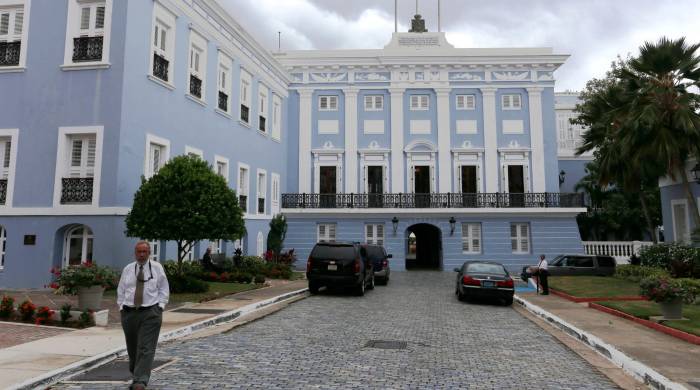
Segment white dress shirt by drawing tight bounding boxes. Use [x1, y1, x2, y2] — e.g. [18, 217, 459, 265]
[538, 259, 548, 271]
[117, 260, 170, 309]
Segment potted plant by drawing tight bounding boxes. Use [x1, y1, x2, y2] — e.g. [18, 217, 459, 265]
[50, 262, 118, 311]
[639, 277, 698, 320]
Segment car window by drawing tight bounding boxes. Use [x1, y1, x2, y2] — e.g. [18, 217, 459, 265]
[310, 245, 357, 260]
[596, 256, 615, 267]
[555, 256, 571, 266]
[366, 246, 384, 260]
[550, 255, 565, 265]
[573, 256, 594, 267]
[466, 263, 506, 275]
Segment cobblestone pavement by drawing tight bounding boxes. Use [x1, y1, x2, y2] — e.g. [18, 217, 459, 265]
[57, 272, 617, 389]
[0, 322, 73, 348]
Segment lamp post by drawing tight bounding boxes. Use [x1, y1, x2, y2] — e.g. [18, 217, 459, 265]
[449, 217, 456, 236]
[558, 170, 566, 187]
[392, 216, 399, 236]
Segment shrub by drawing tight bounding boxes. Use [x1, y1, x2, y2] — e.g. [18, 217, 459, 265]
[639, 277, 698, 304]
[35, 306, 54, 326]
[0, 295, 14, 319]
[240, 273, 253, 284]
[639, 243, 700, 278]
[615, 265, 670, 282]
[78, 310, 94, 328]
[60, 304, 72, 325]
[163, 260, 205, 280]
[18, 300, 36, 322]
[254, 275, 266, 284]
[167, 273, 210, 293]
[49, 262, 119, 295]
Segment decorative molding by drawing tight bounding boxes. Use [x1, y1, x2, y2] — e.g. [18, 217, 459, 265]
[492, 71, 530, 81]
[449, 72, 484, 81]
[354, 72, 390, 82]
[290, 73, 303, 82]
[309, 72, 348, 83]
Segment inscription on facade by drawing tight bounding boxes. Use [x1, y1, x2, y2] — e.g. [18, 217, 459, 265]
[398, 37, 439, 46]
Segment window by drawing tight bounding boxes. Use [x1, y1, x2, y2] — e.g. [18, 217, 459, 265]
[672, 200, 690, 242]
[256, 231, 264, 256]
[318, 95, 338, 111]
[212, 239, 223, 254]
[0, 226, 5, 269]
[364, 95, 383, 111]
[150, 3, 175, 84]
[272, 95, 281, 141]
[0, 137, 10, 205]
[461, 223, 481, 254]
[257, 170, 266, 215]
[410, 95, 429, 110]
[271, 173, 280, 215]
[185, 146, 203, 159]
[502, 94, 522, 110]
[67, 135, 96, 178]
[456, 94, 475, 110]
[183, 245, 193, 261]
[63, 225, 94, 267]
[365, 224, 384, 246]
[188, 31, 207, 100]
[238, 164, 249, 213]
[0, 5, 26, 68]
[65, 0, 109, 65]
[145, 135, 169, 179]
[217, 53, 231, 113]
[258, 84, 268, 133]
[214, 156, 229, 183]
[510, 223, 530, 254]
[240, 69, 252, 123]
[149, 240, 160, 262]
[58, 133, 97, 205]
[317, 223, 336, 243]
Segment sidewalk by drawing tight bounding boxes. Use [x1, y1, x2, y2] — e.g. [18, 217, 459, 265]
[516, 291, 700, 390]
[0, 279, 308, 390]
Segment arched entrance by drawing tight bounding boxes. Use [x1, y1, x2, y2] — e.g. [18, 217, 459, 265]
[405, 223, 442, 270]
[63, 225, 93, 267]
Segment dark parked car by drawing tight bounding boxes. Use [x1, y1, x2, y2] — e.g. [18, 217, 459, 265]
[454, 261, 514, 306]
[363, 244, 392, 285]
[521, 254, 616, 280]
[306, 241, 374, 296]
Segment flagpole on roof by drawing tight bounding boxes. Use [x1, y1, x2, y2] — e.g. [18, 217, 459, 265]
[395, 0, 398, 32]
[438, 0, 441, 32]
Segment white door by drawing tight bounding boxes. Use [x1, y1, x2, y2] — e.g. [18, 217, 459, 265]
[63, 225, 94, 267]
[672, 202, 689, 242]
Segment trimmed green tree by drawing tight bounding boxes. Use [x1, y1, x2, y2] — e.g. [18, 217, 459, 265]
[125, 155, 246, 274]
[267, 214, 287, 258]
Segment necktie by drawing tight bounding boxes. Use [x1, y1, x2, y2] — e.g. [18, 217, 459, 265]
[134, 264, 144, 308]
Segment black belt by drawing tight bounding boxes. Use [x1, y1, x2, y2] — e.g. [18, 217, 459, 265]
[122, 304, 157, 312]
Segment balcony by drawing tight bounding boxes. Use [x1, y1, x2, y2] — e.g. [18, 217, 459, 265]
[189, 74, 202, 98]
[72, 36, 103, 62]
[258, 198, 265, 213]
[0, 41, 21, 66]
[240, 105, 249, 123]
[60, 178, 94, 204]
[0, 179, 7, 205]
[218, 91, 228, 112]
[259, 116, 266, 132]
[281, 192, 585, 209]
[153, 53, 169, 82]
[239, 195, 247, 213]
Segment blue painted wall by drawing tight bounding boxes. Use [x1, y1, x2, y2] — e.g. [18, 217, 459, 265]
[660, 182, 700, 242]
[558, 159, 591, 194]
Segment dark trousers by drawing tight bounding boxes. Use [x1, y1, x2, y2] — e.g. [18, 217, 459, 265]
[121, 305, 163, 386]
[539, 270, 549, 294]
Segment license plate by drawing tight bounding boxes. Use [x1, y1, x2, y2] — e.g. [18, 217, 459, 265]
[327, 264, 337, 271]
[481, 280, 495, 288]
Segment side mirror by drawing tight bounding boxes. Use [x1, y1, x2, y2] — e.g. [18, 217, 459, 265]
[387, 254, 393, 259]
[453, 268, 460, 273]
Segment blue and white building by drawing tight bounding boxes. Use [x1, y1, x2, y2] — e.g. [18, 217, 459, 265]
[659, 160, 700, 244]
[0, 0, 587, 288]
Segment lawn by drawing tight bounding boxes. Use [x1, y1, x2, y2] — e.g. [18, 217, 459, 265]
[598, 300, 700, 337]
[548, 276, 641, 298]
[104, 281, 259, 304]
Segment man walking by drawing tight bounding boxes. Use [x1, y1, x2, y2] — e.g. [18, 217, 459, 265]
[537, 254, 549, 295]
[117, 241, 170, 389]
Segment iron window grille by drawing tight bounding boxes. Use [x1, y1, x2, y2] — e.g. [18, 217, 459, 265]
[239, 195, 247, 213]
[0, 179, 7, 205]
[60, 177, 94, 204]
[189, 74, 202, 99]
[218, 91, 228, 112]
[259, 116, 266, 132]
[152, 53, 169, 82]
[240, 105, 249, 123]
[72, 36, 103, 62]
[0, 41, 21, 66]
[258, 198, 265, 214]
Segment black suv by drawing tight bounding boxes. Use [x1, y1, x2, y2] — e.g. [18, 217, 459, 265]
[306, 241, 374, 296]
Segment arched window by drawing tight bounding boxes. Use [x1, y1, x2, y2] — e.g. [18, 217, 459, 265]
[256, 231, 264, 257]
[64, 225, 93, 267]
[0, 226, 6, 270]
[149, 240, 160, 262]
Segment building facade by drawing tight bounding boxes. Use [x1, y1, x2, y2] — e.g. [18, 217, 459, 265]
[0, 0, 587, 288]
[659, 160, 700, 244]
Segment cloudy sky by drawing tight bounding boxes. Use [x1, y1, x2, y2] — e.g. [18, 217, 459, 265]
[220, 0, 700, 91]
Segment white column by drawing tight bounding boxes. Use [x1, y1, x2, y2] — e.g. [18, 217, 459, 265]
[527, 87, 546, 192]
[344, 87, 359, 193]
[481, 87, 499, 193]
[390, 88, 405, 193]
[298, 89, 313, 193]
[436, 88, 452, 192]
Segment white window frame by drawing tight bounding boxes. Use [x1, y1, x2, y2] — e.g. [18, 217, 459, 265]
[461, 223, 482, 254]
[217, 52, 232, 114]
[453, 152, 484, 194]
[410, 94, 429, 111]
[62, 224, 94, 267]
[271, 172, 280, 215]
[671, 199, 691, 243]
[364, 95, 384, 111]
[258, 83, 268, 133]
[359, 151, 389, 194]
[144, 134, 170, 179]
[256, 231, 264, 256]
[365, 224, 385, 246]
[272, 94, 281, 141]
[52, 126, 104, 208]
[0, 129, 18, 207]
[256, 169, 267, 215]
[317, 223, 336, 243]
[239, 68, 252, 124]
[148, 2, 176, 87]
[214, 155, 229, 183]
[62, 0, 112, 69]
[511, 222, 530, 254]
[149, 240, 160, 262]
[318, 95, 338, 111]
[0, 1, 30, 71]
[237, 162, 250, 215]
[0, 225, 5, 269]
[456, 94, 476, 110]
[499, 151, 531, 193]
[185, 145, 203, 159]
[501, 94, 522, 110]
[187, 29, 207, 101]
[313, 151, 344, 194]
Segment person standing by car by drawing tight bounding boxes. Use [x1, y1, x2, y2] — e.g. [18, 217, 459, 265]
[537, 254, 549, 295]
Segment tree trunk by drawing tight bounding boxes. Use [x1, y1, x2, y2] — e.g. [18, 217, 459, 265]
[638, 189, 658, 244]
[177, 240, 184, 275]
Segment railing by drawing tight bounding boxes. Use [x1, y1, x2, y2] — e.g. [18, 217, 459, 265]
[0, 179, 7, 205]
[0, 41, 21, 66]
[258, 198, 265, 214]
[240, 105, 249, 123]
[60, 177, 94, 204]
[72, 36, 103, 62]
[281, 192, 585, 209]
[218, 91, 228, 112]
[189, 74, 202, 98]
[583, 241, 654, 263]
[153, 53, 169, 82]
[259, 116, 266, 132]
[239, 195, 247, 213]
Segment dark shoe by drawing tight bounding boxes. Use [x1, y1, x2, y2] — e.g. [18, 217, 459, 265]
[131, 383, 146, 390]
[541, 292, 549, 295]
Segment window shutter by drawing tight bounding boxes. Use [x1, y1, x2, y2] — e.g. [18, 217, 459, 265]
[466, 95, 474, 109]
[520, 224, 529, 252]
[80, 7, 91, 31]
[318, 224, 326, 242]
[457, 95, 465, 109]
[0, 13, 9, 35]
[3, 141, 10, 169]
[365, 96, 372, 110]
[329, 96, 337, 110]
[471, 224, 481, 253]
[329, 224, 336, 241]
[376, 96, 383, 109]
[376, 224, 384, 245]
[160, 29, 167, 51]
[411, 95, 418, 109]
[70, 139, 83, 169]
[95, 6, 105, 29]
[510, 224, 518, 251]
[153, 25, 159, 47]
[151, 145, 161, 174]
[461, 224, 469, 252]
[13, 10, 23, 35]
[513, 94, 521, 108]
[86, 137, 96, 170]
[421, 95, 428, 109]
[366, 225, 373, 243]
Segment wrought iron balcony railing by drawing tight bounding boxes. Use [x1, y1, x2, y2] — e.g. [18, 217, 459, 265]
[60, 177, 94, 204]
[153, 53, 169, 82]
[281, 192, 585, 209]
[239, 195, 248, 213]
[240, 105, 249, 123]
[0, 41, 21, 66]
[259, 116, 266, 132]
[218, 91, 228, 112]
[72, 36, 103, 62]
[258, 198, 265, 214]
[0, 179, 7, 205]
[189, 74, 202, 98]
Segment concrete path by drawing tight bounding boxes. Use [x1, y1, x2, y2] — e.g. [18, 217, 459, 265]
[0, 279, 308, 390]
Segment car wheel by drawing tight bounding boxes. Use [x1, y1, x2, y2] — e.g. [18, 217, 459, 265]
[367, 275, 375, 290]
[308, 282, 320, 294]
[355, 280, 365, 296]
[503, 297, 513, 306]
[457, 289, 467, 302]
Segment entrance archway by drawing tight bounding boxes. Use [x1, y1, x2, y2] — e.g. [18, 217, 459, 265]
[405, 223, 442, 270]
[63, 225, 94, 267]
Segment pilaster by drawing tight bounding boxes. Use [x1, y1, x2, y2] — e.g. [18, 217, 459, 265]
[298, 89, 313, 193]
[390, 87, 405, 193]
[344, 87, 359, 193]
[527, 87, 545, 192]
[480, 87, 499, 192]
[436, 88, 452, 192]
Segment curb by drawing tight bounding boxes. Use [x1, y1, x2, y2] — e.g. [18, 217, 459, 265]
[514, 294, 688, 390]
[550, 288, 647, 303]
[9, 287, 309, 390]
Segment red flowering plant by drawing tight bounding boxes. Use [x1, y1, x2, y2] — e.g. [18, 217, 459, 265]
[639, 277, 698, 304]
[49, 262, 119, 295]
[0, 295, 15, 319]
[18, 300, 36, 322]
[35, 306, 54, 326]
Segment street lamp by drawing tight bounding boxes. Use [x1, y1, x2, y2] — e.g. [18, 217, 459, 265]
[691, 162, 700, 182]
[558, 170, 566, 187]
[449, 217, 456, 236]
[392, 216, 399, 236]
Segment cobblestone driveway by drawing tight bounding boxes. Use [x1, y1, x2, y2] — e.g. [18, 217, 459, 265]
[60, 272, 617, 389]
